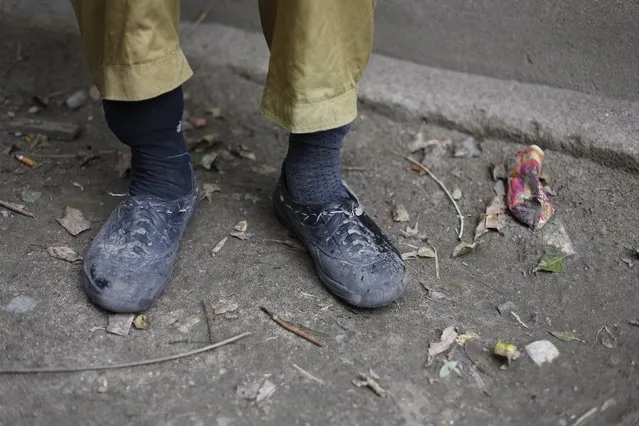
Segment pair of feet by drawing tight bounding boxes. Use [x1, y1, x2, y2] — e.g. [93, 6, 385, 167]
[83, 170, 407, 313]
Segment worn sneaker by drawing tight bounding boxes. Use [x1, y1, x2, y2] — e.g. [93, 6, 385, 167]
[83, 186, 199, 313]
[273, 173, 406, 308]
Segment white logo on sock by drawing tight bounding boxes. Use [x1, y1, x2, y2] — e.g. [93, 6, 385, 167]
[176, 120, 182, 133]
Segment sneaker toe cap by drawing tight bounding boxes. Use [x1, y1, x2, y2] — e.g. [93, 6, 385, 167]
[317, 252, 407, 308]
[83, 258, 170, 313]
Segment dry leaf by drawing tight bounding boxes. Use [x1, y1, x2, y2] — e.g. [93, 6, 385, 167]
[352, 373, 387, 397]
[408, 132, 430, 153]
[456, 332, 479, 346]
[96, 377, 108, 393]
[401, 251, 418, 260]
[255, 379, 276, 405]
[211, 237, 228, 256]
[106, 314, 134, 336]
[200, 152, 218, 170]
[57, 207, 91, 236]
[422, 139, 453, 167]
[236, 379, 262, 401]
[401, 222, 419, 238]
[47, 245, 82, 263]
[230, 231, 251, 240]
[234, 220, 248, 232]
[452, 241, 477, 257]
[453, 137, 481, 158]
[474, 196, 506, 240]
[451, 187, 462, 200]
[532, 254, 568, 273]
[20, 189, 41, 203]
[237, 378, 276, 406]
[392, 204, 410, 222]
[548, 330, 585, 343]
[213, 299, 238, 315]
[200, 183, 221, 203]
[133, 314, 149, 330]
[427, 326, 458, 365]
[417, 246, 436, 258]
[494, 342, 520, 364]
[439, 360, 461, 378]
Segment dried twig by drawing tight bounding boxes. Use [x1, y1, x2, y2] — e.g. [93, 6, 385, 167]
[260, 306, 322, 347]
[573, 407, 598, 426]
[0, 332, 251, 374]
[201, 300, 214, 344]
[0, 199, 34, 218]
[510, 311, 529, 329]
[402, 155, 464, 240]
[628, 320, 639, 327]
[433, 246, 440, 279]
[292, 363, 325, 385]
[261, 239, 305, 252]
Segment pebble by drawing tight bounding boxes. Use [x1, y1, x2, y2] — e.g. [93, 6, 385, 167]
[66, 89, 89, 110]
[496, 301, 517, 315]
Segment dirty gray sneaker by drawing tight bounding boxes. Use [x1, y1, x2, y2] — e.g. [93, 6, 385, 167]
[273, 172, 406, 308]
[83, 187, 198, 313]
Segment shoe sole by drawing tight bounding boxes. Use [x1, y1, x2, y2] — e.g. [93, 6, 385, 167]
[273, 202, 407, 309]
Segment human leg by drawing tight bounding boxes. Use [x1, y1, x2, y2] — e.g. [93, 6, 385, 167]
[70, 0, 198, 312]
[259, 0, 406, 308]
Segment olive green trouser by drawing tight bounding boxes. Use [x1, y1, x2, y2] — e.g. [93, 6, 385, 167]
[70, 0, 375, 133]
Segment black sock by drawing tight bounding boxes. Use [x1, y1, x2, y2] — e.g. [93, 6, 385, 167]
[284, 123, 351, 204]
[102, 86, 193, 200]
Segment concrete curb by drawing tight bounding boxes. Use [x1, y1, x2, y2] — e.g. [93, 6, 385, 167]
[183, 23, 639, 174]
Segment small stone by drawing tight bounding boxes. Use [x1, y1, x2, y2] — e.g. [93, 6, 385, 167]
[496, 301, 517, 315]
[88, 85, 101, 101]
[0, 210, 8, 218]
[28, 106, 40, 114]
[492, 164, 507, 181]
[525, 340, 559, 366]
[96, 377, 108, 393]
[65, 89, 89, 110]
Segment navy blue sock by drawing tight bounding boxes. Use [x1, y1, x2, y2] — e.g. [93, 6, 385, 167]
[102, 86, 193, 200]
[284, 123, 351, 204]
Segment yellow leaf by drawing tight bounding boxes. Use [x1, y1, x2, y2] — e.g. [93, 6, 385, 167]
[133, 314, 149, 330]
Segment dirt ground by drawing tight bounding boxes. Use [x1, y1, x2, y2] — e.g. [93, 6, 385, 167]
[1, 16, 638, 426]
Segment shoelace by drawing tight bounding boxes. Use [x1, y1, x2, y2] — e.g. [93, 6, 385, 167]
[320, 204, 379, 257]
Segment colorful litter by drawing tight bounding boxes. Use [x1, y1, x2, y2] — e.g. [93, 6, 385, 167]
[506, 145, 554, 229]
